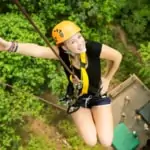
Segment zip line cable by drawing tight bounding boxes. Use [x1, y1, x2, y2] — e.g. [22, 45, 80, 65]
[0, 81, 67, 112]
[12, 0, 74, 77]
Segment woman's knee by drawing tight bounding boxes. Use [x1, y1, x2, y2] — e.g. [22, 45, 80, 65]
[99, 135, 113, 147]
[84, 136, 97, 147]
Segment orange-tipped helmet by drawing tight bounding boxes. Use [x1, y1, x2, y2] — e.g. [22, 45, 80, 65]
[52, 20, 81, 45]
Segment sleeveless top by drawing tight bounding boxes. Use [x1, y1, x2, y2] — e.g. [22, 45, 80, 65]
[59, 40, 102, 96]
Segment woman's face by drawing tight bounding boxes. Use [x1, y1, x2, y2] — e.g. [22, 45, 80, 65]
[63, 32, 86, 54]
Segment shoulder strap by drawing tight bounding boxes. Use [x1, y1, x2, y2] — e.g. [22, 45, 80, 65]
[80, 52, 89, 95]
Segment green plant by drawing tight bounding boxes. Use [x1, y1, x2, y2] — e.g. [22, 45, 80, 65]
[0, 87, 43, 149]
[0, 12, 68, 96]
[21, 135, 55, 150]
[138, 42, 150, 87]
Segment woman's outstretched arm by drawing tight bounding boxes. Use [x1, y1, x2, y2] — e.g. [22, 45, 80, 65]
[0, 37, 59, 60]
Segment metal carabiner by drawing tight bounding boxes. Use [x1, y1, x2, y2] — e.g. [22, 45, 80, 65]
[67, 102, 80, 114]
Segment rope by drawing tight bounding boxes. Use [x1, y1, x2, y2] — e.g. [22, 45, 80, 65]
[12, 0, 75, 77]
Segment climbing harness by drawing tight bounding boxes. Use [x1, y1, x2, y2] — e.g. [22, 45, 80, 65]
[82, 95, 92, 108]
[69, 52, 89, 96]
[79, 52, 89, 95]
[65, 95, 92, 114]
[65, 52, 90, 114]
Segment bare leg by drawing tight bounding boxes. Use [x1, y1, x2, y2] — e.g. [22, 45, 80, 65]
[91, 104, 114, 148]
[71, 107, 97, 146]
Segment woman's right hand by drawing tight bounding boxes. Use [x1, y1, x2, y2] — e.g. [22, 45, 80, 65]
[0, 37, 11, 51]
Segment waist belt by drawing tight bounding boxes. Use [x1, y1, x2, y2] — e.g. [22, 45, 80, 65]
[66, 93, 108, 114]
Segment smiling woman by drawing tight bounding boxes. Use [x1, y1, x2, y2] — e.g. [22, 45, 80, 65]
[0, 20, 122, 149]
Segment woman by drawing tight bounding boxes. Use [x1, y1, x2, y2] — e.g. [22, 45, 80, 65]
[0, 20, 122, 149]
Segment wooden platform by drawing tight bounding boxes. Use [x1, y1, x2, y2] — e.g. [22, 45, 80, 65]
[109, 74, 150, 148]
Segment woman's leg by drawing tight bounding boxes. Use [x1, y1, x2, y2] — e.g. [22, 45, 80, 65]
[91, 104, 114, 148]
[71, 107, 97, 146]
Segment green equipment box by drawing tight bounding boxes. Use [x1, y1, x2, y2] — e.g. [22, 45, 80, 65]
[112, 123, 140, 150]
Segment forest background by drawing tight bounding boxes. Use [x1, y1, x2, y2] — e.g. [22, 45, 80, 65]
[0, 0, 149, 149]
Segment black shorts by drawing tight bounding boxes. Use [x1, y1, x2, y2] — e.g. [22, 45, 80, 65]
[75, 93, 111, 109]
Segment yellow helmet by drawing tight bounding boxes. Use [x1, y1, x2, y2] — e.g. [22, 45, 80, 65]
[52, 20, 81, 44]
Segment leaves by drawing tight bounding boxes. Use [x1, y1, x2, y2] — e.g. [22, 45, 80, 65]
[138, 43, 150, 86]
[119, 0, 150, 46]
[0, 87, 43, 149]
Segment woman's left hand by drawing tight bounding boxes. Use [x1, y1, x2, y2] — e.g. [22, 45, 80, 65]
[100, 77, 110, 95]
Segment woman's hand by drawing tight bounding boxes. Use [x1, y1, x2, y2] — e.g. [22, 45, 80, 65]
[0, 37, 11, 51]
[100, 77, 110, 95]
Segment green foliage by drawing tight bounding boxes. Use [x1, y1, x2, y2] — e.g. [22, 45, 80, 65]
[25, 135, 55, 150]
[67, 0, 127, 43]
[138, 43, 150, 87]
[0, 12, 68, 96]
[119, 51, 140, 79]
[0, 13, 45, 44]
[113, 43, 141, 81]
[116, 0, 150, 46]
[0, 0, 38, 14]
[0, 87, 43, 149]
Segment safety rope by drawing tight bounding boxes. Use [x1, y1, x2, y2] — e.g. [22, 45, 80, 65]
[12, 0, 74, 78]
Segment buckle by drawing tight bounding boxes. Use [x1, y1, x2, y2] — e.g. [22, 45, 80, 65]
[67, 105, 80, 114]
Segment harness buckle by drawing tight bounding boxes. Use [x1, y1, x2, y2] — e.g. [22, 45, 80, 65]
[73, 82, 82, 90]
[67, 104, 80, 114]
[82, 95, 92, 108]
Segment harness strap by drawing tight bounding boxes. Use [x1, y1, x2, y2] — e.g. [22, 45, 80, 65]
[80, 52, 89, 95]
[69, 52, 89, 96]
[66, 95, 92, 114]
[66, 52, 90, 114]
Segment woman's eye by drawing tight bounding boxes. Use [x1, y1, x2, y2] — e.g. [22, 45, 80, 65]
[71, 41, 75, 44]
